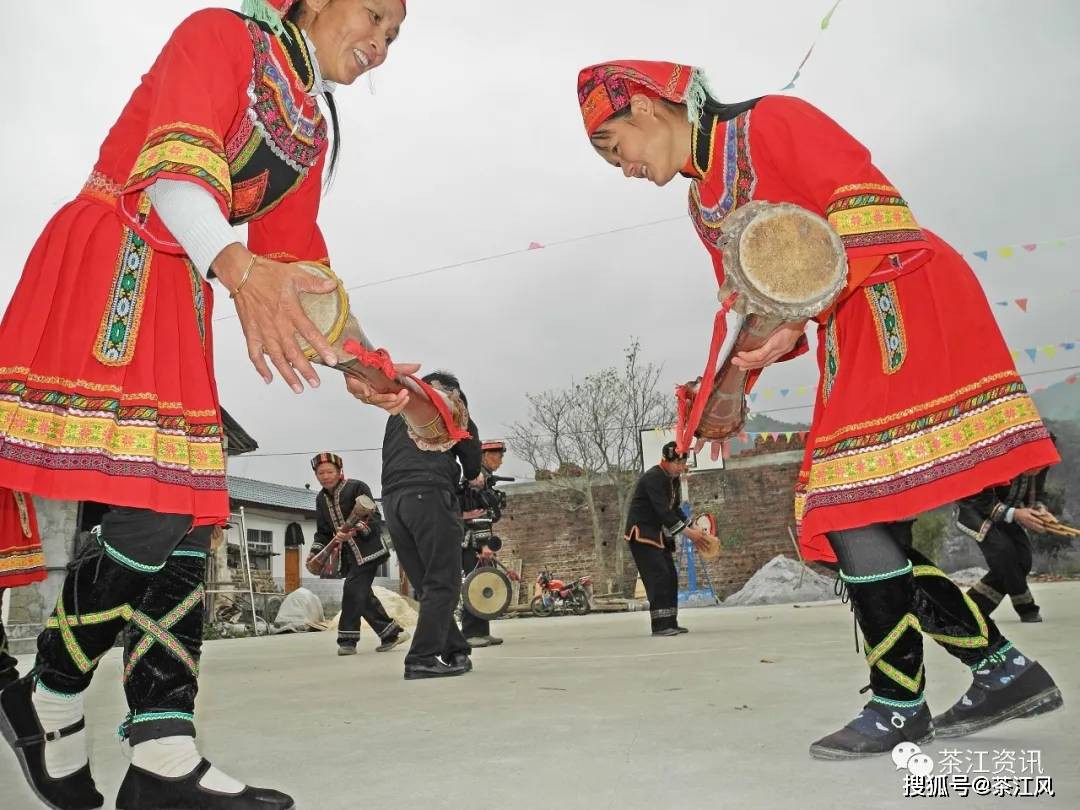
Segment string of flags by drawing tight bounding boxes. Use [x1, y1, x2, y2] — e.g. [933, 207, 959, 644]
[781, 0, 843, 90]
[969, 236, 1077, 262]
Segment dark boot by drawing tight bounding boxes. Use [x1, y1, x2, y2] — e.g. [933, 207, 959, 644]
[115, 760, 294, 810]
[1010, 588, 1041, 622]
[0, 673, 103, 810]
[376, 629, 409, 652]
[933, 643, 1063, 738]
[810, 565, 929, 760]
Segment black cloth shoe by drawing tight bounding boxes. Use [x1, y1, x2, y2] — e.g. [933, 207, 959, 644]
[676, 626, 690, 634]
[1019, 611, 1043, 623]
[466, 635, 503, 647]
[376, 631, 409, 652]
[933, 660, 1063, 738]
[652, 628, 680, 637]
[810, 700, 933, 760]
[0, 674, 103, 810]
[444, 652, 473, 672]
[115, 760, 294, 809]
[404, 658, 468, 680]
[336, 644, 358, 656]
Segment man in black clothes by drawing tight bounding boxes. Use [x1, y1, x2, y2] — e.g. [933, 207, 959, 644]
[379, 372, 483, 679]
[310, 453, 407, 655]
[625, 442, 712, 636]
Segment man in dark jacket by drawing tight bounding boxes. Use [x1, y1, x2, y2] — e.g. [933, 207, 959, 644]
[380, 372, 483, 679]
[625, 442, 711, 636]
[310, 453, 407, 655]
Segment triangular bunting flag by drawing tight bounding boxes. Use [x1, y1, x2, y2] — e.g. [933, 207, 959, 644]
[973, 250, 989, 261]
[784, 432, 794, 441]
[1015, 299, 1028, 312]
[1010, 350, 1020, 361]
[1067, 376, 1078, 385]
[1024, 348, 1038, 362]
[1041, 345, 1057, 359]
[763, 390, 775, 399]
[998, 246, 1015, 258]
[528, 242, 544, 250]
[738, 432, 749, 442]
[780, 389, 790, 398]
[995, 301, 1009, 307]
[749, 392, 759, 403]
[1022, 244, 1037, 252]
[796, 385, 808, 396]
[1062, 342, 1076, 351]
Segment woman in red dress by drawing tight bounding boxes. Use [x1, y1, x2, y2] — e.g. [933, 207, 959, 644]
[576, 60, 1063, 759]
[0, 2, 406, 808]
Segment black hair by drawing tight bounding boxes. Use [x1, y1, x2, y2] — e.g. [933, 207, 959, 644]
[422, 370, 467, 406]
[288, 3, 340, 182]
[590, 94, 759, 145]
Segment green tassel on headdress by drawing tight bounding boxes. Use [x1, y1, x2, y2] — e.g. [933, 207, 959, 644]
[242, 0, 287, 37]
[685, 68, 717, 124]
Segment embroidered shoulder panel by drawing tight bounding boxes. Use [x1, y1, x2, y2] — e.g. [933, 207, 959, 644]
[688, 109, 756, 250]
[224, 18, 328, 223]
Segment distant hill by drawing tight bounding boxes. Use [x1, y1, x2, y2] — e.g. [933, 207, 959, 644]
[745, 413, 810, 432]
[1033, 379, 1080, 422]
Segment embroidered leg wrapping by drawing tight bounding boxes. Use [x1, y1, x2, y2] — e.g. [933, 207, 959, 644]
[908, 547, 1005, 667]
[35, 534, 157, 695]
[121, 531, 210, 745]
[844, 566, 925, 706]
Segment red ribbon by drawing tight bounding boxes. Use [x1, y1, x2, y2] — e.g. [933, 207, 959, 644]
[341, 339, 468, 442]
[674, 292, 738, 454]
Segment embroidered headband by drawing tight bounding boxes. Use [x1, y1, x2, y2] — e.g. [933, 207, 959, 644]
[481, 441, 506, 453]
[576, 60, 712, 137]
[311, 452, 344, 471]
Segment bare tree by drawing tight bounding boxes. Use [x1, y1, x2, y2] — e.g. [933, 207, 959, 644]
[507, 340, 674, 593]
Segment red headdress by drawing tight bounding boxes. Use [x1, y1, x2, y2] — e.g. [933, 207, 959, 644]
[576, 60, 712, 137]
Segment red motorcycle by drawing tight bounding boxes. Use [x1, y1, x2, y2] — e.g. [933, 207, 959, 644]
[531, 570, 592, 617]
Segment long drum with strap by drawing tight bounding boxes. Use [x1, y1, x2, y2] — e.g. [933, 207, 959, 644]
[677, 202, 848, 448]
[461, 566, 512, 621]
[292, 262, 470, 452]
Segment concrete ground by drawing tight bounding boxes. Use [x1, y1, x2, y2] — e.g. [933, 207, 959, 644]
[5, 582, 1077, 810]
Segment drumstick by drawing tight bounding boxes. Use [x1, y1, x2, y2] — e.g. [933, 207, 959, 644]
[787, 525, 807, 589]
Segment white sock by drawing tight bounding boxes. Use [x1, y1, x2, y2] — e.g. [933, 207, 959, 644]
[31, 684, 87, 779]
[132, 736, 245, 793]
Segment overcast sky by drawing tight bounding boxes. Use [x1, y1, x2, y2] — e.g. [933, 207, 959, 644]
[2, 1, 1078, 494]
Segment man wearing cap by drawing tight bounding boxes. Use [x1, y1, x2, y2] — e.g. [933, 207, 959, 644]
[460, 441, 509, 647]
[310, 453, 407, 656]
[625, 442, 712, 636]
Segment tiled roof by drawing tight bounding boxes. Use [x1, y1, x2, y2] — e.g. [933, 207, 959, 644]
[227, 476, 317, 514]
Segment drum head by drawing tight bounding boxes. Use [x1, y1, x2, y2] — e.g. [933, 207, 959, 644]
[293, 262, 350, 359]
[690, 514, 721, 560]
[354, 494, 377, 513]
[462, 568, 512, 620]
[722, 202, 847, 319]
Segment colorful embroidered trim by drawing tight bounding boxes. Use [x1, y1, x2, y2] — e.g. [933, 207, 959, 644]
[103, 541, 166, 574]
[0, 376, 226, 486]
[127, 711, 195, 726]
[688, 109, 756, 247]
[170, 549, 207, 559]
[52, 597, 134, 674]
[823, 314, 839, 404]
[80, 171, 123, 206]
[840, 560, 912, 583]
[33, 678, 82, 699]
[971, 642, 1014, 673]
[865, 613, 924, 694]
[913, 564, 990, 648]
[127, 124, 232, 205]
[870, 694, 925, 709]
[187, 262, 207, 346]
[93, 228, 153, 367]
[864, 281, 907, 374]
[124, 586, 204, 681]
[0, 546, 45, 576]
[825, 183, 925, 250]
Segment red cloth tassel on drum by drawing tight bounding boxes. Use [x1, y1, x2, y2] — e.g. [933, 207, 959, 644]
[341, 339, 469, 442]
[674, 292, 739, 455]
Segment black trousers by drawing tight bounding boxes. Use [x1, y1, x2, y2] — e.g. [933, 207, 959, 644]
[969, 523, 1039, 619]
[338, 560, 400, 646]
[827, 521, 1007, 705]
[629, 540, 678, 633]
[383, 487, 470, 665]
[34, 506, 210, 744]
[0, 588, 15, 673]
[460, 547, 489, 639]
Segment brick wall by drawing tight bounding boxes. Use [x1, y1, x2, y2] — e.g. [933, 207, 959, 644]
[495, 448, 805, 604]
